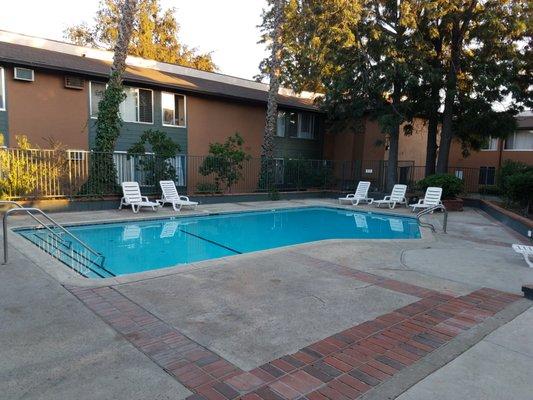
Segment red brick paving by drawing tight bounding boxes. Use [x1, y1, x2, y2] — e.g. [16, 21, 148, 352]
[66, 277, 521, 400]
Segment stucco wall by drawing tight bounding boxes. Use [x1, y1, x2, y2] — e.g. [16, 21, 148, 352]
[396, 118, 429, 166]
[186, 96, 265, 157]
[449, 139, 533, 168]
[6, 68, 89, 149]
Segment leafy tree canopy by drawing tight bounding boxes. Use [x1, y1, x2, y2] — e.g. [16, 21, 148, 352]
[64, 0, 216, 72]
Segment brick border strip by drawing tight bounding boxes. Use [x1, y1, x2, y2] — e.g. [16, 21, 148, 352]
[66, 284, 520, 400]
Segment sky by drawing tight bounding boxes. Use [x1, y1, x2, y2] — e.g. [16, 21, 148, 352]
[0, 0, 269, 80]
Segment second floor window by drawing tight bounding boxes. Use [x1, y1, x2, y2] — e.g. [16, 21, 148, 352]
[276, 110, 318, 139]
[120, 87, 153, 123]
[162, 92, 186, 127]
[90, 82, 153, 123]
[505, 130, 533, 151]
[481, 136, 498, 151]
[0, 67, 5, 110]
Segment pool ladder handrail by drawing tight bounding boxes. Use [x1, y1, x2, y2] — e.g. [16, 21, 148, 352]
[1, 200, 104, 265]
[416, 204, 448, 233]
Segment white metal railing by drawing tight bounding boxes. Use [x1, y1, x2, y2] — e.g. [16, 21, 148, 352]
[0, 201, 111, 277]
[0, 148, 186, 199]
[416, 204, 448, 233]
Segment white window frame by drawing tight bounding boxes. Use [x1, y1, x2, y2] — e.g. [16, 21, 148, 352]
[296, 113, 316, 140]
[89, 82, 154, 124]
[89, 81, 106, 119]
[120, 87, 154, 124]
[276, 111, 286, 137]
[480, 136, 499, 151]
[13, 67, 34, 82]
[0, 67, 5, 111]
[504, 130, 533, 151]
[161, 91, 187, 128]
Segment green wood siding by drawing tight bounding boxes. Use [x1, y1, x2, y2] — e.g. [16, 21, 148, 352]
[89, 88, 187, 153]
[273, 114, 324, 159]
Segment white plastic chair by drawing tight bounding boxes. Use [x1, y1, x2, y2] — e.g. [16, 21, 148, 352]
[512, 244, 533, 268]
[119, 182, 159, 213]
[157, 180, 198, 211]
[410, 187, 443, 212]
[339, 181, 373, 206]
[373, 184, 408, 209]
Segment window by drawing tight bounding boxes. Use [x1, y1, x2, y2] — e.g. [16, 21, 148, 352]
[298, 113, 315, 139]
[277, 110, 317, 139]
[120, 87, 153, 123]
[0, 67, 5, 111]
[13, 67, 34, 82]
[276, 111, 286, 137]
[89, 82, 153, 123]
[161, 92, 186, 127]
[479, 166, 496, 185]
[505, 130, 533, 151]
[481, 136, 498, 151]
[89, 82, 106, 118]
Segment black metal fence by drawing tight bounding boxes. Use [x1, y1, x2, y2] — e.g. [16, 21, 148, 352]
[0, 147, 488, 200]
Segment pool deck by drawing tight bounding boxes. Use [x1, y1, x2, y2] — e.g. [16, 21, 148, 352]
[1, 198, 532, 399]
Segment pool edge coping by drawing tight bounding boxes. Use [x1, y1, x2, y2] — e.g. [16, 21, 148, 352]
[7, 203, 435, 288]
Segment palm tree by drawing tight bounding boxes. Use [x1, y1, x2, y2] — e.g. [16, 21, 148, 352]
[261, 0, 285, 190]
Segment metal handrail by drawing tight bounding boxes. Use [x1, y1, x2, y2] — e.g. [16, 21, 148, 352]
[416, 204, 448, 233]
[1, 201, 103, 264]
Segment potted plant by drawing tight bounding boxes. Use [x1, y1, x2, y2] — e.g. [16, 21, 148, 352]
[416, 174, 465, 211]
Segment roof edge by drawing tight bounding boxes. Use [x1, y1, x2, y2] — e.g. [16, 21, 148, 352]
[0, 29, 320, 101]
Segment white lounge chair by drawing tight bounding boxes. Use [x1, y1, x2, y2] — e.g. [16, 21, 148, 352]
[410, 187, 443, 212]
[512, 244, 533, 268]
[158, 180, 198, 211]
[373, 184, 407, 209]
[339, 181, 373, 206]
[119, 182, 160, 214]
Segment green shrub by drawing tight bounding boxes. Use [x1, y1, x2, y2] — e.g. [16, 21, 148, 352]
[268, 188, 280, 201]
[199, 133, 251, 192]
[127, 130, 181, 190]
[497, 160, 532, 194]
[283, 159, 333, 190]
[507, 171, 533, 215]
[416, 174, 464, 199]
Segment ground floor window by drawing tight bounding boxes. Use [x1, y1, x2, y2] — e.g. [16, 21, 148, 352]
[479, 166, 496, 185]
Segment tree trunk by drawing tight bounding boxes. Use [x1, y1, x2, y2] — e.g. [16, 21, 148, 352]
[263, 0, 284, 160]
[386, 123, 399, 191]
[424, 84, 439, 176]
[110, 0, 137, 86]
[436, 0, 477, 173]
[261, 0, 285, 191]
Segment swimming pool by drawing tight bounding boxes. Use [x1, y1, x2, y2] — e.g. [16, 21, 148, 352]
[17, 207, 420, 278]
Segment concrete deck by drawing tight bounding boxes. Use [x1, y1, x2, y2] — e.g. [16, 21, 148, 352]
[1, 199, 531, 399]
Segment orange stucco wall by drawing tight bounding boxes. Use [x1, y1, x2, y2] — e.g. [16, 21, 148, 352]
[449, 139, 532, 168]
[6, 68, 89, 149]
[186, 96, 266, 157]
[397, 118, 429, 165]
[186, 96, 267, 193]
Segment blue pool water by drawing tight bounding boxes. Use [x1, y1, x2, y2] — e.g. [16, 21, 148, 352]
[17, 207, 420, 278]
